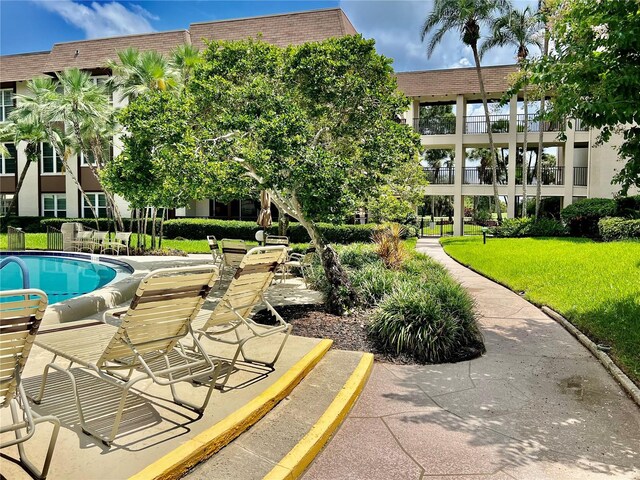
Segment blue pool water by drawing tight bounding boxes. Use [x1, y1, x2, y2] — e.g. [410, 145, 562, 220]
[0, 255, 118, 304]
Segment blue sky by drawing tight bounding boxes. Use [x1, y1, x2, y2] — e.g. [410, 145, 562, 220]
[0, 1, 538, 72]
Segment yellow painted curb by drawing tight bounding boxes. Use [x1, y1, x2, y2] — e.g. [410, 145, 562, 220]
[263, 352, 374, 480]
[129, 339, 333, 480]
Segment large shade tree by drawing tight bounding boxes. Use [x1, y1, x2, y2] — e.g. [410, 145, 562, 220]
[528, 0, 640, 195]
[107, 36, 421, 313]
[421, 0, 509, 222]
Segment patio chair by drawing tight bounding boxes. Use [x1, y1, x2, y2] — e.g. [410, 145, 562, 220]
[101, 232, 132, 256]
[283, 245, 317, 287]
[1, 289, 60, 480]
[207, 235, 223, 267]
[90, 231, 110, 253]
[71, 230, 94, 252]
[192, 246, 291, 389]
[32, 265, 221, 446]
[220, 239, 248, 272]
[264, 235, 290, 247]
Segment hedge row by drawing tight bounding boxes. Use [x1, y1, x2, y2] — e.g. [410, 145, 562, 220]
[560, 196, 640, 237]
[491, 217, 567, 238]
[163, 218, 382, 243]
[598, 217, 640, 241]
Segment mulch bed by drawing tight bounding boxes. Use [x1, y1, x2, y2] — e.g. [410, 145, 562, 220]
[253, 304, 418, 364]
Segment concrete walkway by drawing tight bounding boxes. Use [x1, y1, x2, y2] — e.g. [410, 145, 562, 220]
[304, 238, 640, 480]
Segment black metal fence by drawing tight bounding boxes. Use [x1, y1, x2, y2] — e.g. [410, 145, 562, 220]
[413, 117, 456, 135]
[516, 114, 563, 132]
[516, 166, 565, 185]
[423, 167, 455, 184]
[419, 218, 454, 237]
[574, 167, 588, 186]
[463, 167, 508, 185]
[7, 226, 25, 250]
[464, 114, 510, 134]
[47, 225, 63, 251]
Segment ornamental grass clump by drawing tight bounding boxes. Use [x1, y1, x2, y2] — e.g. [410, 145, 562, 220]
[369, 276, 483, 363]
[372, 223, 406, 269]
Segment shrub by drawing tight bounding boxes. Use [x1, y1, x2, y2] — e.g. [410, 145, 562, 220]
[0, 216, 46, 233]
[350, 262, 397, 306]
[614, 195, 640, 219]
[492, 217, 567, 238]
[598, 217, 640, 241]
[337, 243, 379, 269]
[561, 198, 616, 237]
[372, 223, 405, 269]
[163, 218, 382, 243]
[368, 277, 484, 363]
[40, 217, 117, 232]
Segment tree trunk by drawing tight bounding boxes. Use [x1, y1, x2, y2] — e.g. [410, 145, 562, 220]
[268, 191, 357, 315]
[158, 208, 165, 249]
[60, 155, 99, 229]
[522, 83, 529, 218]
[6, 160, 32, 216]
[150, 207, 158, 250]
[471, 44, 502, 222]
[536, 1, 550, 219]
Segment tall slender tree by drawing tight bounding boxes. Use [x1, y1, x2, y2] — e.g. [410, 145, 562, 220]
[535, 0, 550, 218]
[421, 0, 509, 222]
[481, 5, 543, 217]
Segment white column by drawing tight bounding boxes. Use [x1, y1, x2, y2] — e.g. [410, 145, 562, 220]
[507, 95, 518, 219]
[453, 95, 466, 236]
[563, 122, 576, 207]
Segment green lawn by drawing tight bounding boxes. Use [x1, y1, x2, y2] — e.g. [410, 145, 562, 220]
[440, 236, 640, 384]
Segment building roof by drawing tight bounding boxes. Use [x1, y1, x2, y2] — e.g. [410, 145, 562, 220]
[0, 8, 356, 83]
[190, 8, 356, 49]
[395, 65, 519, 98]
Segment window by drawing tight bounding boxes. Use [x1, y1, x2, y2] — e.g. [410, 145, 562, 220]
[1, 143, 17, 175]
[0, 194, 15, 215]
[80, 144, 112, 166]
[83, 192, 108, 218]
[42, 194, 66, 218]
[0, 89, 14, 121]
[41, 143, 64, 174]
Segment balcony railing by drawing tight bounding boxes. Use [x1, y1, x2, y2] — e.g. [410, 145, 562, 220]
[573, 118, 589, 132]
[464, 114, 510, 134]
[574, 167, 588, 186]
[424, 167, 455, 184]
[413, 117, 456, 135]
[516, 166, 565, 185]
[463, 167, 508, 185]
[516, 114, 563, 132]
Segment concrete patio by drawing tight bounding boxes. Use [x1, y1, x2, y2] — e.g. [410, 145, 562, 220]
[303, 238, 640, 480]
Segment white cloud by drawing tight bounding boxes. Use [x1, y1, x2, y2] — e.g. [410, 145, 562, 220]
[340, 0, 539, 72]
[32, 0, 156, 38]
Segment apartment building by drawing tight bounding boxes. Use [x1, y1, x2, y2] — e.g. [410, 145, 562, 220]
[0, 8, 356, 220]
[0, 8, 629, 235]
[396, 66, 633, 235]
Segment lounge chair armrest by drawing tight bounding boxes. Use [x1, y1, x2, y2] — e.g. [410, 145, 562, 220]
[102, 307, 128, 323]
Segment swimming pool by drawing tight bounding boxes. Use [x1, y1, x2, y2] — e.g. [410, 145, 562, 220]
[0, 254, 131, 304]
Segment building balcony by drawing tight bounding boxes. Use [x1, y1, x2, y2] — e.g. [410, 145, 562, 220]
[464, 114, 510, 134]
[516, 114, 563, 133]
[516, 166, 564, 186]
[574, 166, 588, 186]
[424, 167, 455, 184]
[462, 167, 508, 185]
[413, 117, 456, 135]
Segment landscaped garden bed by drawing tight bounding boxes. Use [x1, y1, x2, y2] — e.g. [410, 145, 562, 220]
[441, 236, 640, 385]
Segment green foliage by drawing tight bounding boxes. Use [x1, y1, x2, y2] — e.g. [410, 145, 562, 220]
[560, 198, 617, 237]
[368, 273, 483, 364]
[350, 262, 399, 306]
[598, 217, 640, 242]
[492, 217, 567, 238]
[162, 218, 381, 244]
[614, 195, 640, 219]
[528, 0, 640, 194]
[441, 236, 640, 383]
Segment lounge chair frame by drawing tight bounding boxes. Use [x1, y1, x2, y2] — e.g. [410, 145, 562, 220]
[101, 232, 132, 256]
[32, 266, 221, 446]
[194, 246, 291, 389]
[1, 289, 60, 479]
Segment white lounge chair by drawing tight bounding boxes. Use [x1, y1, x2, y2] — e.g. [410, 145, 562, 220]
[1, 289, 60, 479]
[32, 266, 221, 446]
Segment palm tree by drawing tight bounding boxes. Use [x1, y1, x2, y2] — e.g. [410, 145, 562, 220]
[421, 0, 509, 222]
[170, 44, 202, 86]
[0, 117, 48, 216]
[106, 48, 177, 102]
[481, 5, 543, 217]
[54, 68, 124, 230]
[10, 77, 100, 225]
